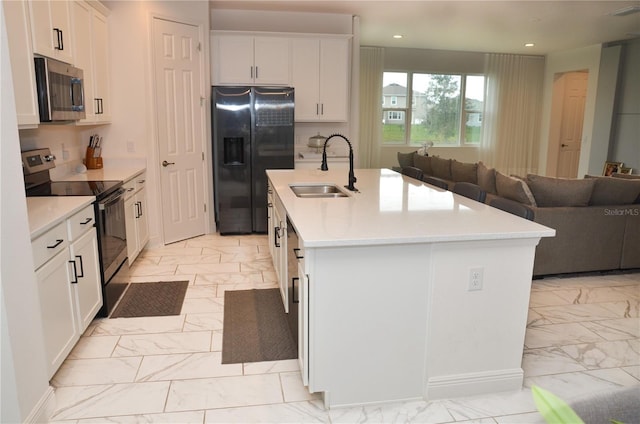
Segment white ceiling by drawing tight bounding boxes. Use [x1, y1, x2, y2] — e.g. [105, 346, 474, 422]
[209, 1, 640, 54]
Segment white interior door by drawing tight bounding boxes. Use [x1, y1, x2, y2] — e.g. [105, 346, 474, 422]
[153, 18, 205, 244]
[556, 72, 588, 178]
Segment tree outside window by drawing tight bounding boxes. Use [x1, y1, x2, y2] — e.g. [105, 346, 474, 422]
[381, 71, 484, 146]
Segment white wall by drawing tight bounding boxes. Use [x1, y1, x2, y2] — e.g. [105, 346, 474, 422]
[538, 44, 602, 177]
[1, 4, 52, 422]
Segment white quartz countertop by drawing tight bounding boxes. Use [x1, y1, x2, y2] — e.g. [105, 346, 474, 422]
[54, 166, 145, 183]
[267, 168, 556, 247]
[27, 196, 95, 240]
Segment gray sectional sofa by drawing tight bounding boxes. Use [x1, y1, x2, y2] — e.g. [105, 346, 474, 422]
[397, 152, 640, 277]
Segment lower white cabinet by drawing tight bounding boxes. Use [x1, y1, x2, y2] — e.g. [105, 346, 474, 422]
[270, 192, 288, 310]
[124, 173, 149, 265]
[69, 225, 102, 331]
[32, 204, 102, 378]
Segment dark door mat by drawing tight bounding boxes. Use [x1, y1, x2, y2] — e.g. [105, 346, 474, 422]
[109, 281, 189, 318]
[222, 288, 297, 364]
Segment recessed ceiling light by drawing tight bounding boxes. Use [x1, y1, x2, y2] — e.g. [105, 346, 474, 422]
[393, 34, 403, 39]
[524, 43, 535, 47]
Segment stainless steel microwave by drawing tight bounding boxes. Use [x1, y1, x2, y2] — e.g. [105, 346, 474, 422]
[34, 57, 86, 122]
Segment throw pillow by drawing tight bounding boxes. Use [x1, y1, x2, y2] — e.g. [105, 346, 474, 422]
[495, 171, 537, 206]
[430, 156, 453, 180]
[477, 161, 497, 194]
[397, 151, 417, 169]
[451, 160, 478, 184]
[526, 174, 595, 207]
[585, 175, 640, 205]
[413, 154, 433, 176]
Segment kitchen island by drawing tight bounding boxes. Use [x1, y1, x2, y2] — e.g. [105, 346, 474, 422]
[267, 168, 555, 408]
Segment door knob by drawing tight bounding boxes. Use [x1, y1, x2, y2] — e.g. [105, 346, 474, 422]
[162, 160, 175, 167]
[561, 144, 568, 147]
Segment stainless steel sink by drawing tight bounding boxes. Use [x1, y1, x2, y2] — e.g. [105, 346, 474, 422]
[290, 184, 349, 198]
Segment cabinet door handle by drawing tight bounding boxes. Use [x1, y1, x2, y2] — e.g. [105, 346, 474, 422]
[47, 239, 64, 249]
[274, 226, 281, 247]
[255, 66, 259, 79]
[250, 66, 254, 79]
[293, 248, 304, 259]
[54, 28, 63, 50]
[292, 277, 299, 303]
[69, 260, 78, 284]
[320, 103, 324, 115]
[81, 217, 93, 225]
[75, 255, 85, 278]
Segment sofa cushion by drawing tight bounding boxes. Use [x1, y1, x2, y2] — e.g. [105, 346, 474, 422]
[397, 151, 417, 169]
[477, 161, 497, 194]
[495, 172, 537, 206]
[451, 160, 478, 184]
[526, 174, 595, 207]
[430, 157, 452, 180]
[413, 154, 433, 176]
[586, 175, 640, 205]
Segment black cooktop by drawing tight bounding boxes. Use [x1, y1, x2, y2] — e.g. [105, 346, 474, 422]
[26, 180, 123, 199]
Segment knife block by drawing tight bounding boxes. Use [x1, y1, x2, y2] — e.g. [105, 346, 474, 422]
[85, 147, 103, 169]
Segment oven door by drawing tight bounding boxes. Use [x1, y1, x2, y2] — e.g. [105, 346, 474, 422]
[97, 188, 127, 283]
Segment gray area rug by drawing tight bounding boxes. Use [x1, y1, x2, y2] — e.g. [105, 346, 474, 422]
[110, 281, 189, 318]
[222, 288, 297, 364]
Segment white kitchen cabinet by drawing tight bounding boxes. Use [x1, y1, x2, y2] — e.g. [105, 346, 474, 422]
[3, 0, 40, 128]
[124, 173, 149, 265]
[32, 204, 101, 379]
[29, 0, 74, 63]
[270, 192, 288, 309]
[67, 205, 102, 332]
[35, 246, 78, 379]
[291, 36, 350, 122]
[267, 182, 275, 260]
[212, 33, 291, 85]
[72, 0, 111, 124]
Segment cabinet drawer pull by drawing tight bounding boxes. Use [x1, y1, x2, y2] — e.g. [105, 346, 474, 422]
[274, 226, 281, 247]
[80, 217, 93, 225]
[292, 277, 299, 303]
[293, 248, 304, 260]
[47, 239, 64, 249]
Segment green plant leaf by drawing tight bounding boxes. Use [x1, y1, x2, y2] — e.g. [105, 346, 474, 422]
[531, 385, 585, 424]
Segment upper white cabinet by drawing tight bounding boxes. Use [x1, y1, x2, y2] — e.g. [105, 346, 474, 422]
[29, 0, 74, 63]
[212, 33, 291, 85]
[291, 37, 350, 122]
[72, 0, 111, 124]
[2, 0, 40, 127]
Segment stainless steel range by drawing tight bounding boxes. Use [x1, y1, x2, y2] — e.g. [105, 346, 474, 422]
[22, 148, 129, 317]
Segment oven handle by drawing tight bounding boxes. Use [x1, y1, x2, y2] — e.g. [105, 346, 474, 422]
[98, 188, 126, 210]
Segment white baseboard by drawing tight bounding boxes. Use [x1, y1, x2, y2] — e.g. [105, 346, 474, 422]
[25, 385, 55, 424]
[426, 368, 524, 400]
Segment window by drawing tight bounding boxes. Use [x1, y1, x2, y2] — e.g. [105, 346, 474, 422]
[381, 71, 484, 146]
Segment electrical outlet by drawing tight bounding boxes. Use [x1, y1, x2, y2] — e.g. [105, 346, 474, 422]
[469, 267, 483, 291]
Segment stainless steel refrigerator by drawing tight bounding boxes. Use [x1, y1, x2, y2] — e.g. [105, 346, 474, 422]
[212, 86, 295, 234]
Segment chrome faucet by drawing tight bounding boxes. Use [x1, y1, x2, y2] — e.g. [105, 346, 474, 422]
[320, 133, 357, 191]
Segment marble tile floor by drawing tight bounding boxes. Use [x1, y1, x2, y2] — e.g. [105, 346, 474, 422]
[48, 233, 640, 423]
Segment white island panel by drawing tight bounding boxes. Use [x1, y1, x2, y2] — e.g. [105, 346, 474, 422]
[267, 168, 555, 407]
